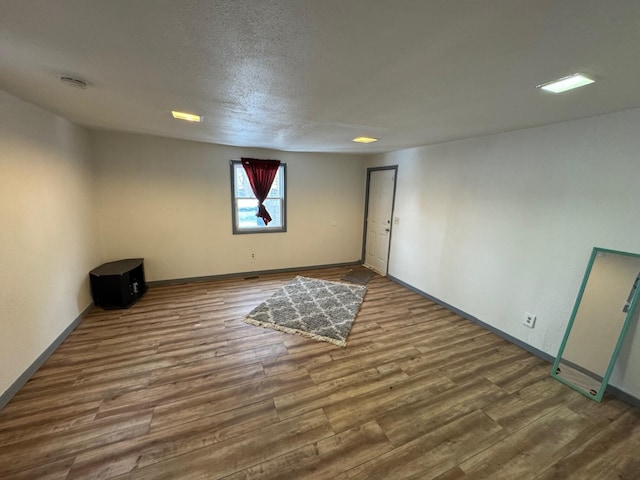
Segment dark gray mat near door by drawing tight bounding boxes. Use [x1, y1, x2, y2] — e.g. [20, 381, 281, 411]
[341, 266, 376, 285]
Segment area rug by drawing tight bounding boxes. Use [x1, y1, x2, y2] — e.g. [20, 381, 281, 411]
[341, 266, 376, 285]
[243, 276, 367, 347]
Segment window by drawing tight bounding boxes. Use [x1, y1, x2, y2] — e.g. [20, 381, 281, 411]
[230, 160, 286, 234]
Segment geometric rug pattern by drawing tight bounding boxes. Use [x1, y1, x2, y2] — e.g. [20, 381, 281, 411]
[243, 276, 367, 347]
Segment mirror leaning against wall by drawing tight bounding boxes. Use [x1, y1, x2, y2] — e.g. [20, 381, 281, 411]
[551, 247, 640, 402]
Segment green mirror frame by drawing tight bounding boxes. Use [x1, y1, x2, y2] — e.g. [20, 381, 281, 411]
[551, 247, 640, 402]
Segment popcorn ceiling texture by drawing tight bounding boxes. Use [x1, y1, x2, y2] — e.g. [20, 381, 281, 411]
[1, 1, 640, 153]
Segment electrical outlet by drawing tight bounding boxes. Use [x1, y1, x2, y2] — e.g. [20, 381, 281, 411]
[523, 312, 536, 328]
[251, 253, 255, 260]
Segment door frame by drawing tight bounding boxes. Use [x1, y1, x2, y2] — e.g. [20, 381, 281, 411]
[361, 165, 398, 275]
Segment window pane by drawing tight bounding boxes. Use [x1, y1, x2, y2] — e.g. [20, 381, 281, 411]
[268, 170, 282, 197]
[235, 164, 283, 199]
[262, 198, 282, 227]
[236, 198, 282, 229]
[237, 198, 260, 228]
[235, 166, 254, 198]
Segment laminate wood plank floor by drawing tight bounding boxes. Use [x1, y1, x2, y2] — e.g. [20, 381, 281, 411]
[1, 267, 639, 479]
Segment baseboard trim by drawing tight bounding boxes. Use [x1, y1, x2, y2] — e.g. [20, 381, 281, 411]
[148, 261, 362, 286]
[0, 303, 94, 411]
[6, 271, 636, 411]
[2, 262, 361, 410]
[387, 274, 640, 409]
[606, 384, 640, 408]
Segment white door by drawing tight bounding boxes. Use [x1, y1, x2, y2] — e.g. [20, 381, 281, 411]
[364, 169, 396, 275]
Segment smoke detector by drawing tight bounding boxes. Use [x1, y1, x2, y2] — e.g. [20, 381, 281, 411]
[60, 76, 89, 89]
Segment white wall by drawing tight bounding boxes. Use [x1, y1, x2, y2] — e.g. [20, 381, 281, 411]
[0, 91, 101, 398]
[368, 108, 640, 397]
[90, 131, 367, 281]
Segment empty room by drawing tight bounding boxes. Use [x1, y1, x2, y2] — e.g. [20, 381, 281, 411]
[2, 1, 640, 478]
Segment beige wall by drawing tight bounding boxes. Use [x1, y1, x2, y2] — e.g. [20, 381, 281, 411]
[90, 131, 367, 281]
[0, 99, 366, 403]
[368, 107, 640, 397]
[0, 91, 101, 397]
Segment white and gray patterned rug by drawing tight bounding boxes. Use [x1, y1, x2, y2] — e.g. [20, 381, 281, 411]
[243, 276, 367, 347]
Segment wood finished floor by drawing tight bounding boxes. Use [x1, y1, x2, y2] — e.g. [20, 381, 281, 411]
[1, 266, 639, 479]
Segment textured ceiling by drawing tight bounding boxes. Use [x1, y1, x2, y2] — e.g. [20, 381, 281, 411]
[2, 0, 640, 153]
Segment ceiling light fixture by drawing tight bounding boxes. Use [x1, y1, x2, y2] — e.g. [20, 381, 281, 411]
[171, 111, 203, 122]
[352, 136, 378, 144]
[537, 73, 594, 93]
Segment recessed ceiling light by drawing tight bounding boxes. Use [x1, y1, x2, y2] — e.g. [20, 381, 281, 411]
[171, 111, 203, 122]
[537, 73, 594, 93]
[353, 136, 378, 144]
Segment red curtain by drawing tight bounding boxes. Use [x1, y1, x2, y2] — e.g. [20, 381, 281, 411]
[241, 158, 281, 225]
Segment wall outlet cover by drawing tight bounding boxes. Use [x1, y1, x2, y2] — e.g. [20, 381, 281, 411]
[524, 313, 536, 328]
